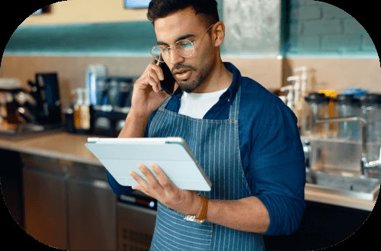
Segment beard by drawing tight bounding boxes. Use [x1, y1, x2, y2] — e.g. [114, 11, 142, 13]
[173, 63, 212, 93]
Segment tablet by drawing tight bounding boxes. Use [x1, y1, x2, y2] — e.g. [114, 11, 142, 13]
[85, 137, 212, 191]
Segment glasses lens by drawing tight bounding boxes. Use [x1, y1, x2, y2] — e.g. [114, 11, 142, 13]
[151, 40, 195, 62]
[176, 40, 194, 58]
[151, 46, 163, 61]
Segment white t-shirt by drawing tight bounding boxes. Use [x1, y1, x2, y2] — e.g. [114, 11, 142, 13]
[178, 88, 228, 119]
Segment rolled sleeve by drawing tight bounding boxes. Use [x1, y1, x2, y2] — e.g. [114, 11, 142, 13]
[106, 170, 133, 195]
[246, 96, 306, 235]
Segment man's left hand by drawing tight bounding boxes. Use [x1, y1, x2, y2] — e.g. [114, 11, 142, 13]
[129, 163, 199, 215]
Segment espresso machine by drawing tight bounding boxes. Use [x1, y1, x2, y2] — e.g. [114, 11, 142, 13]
[302, 92, 381, 178]
[29, 72, 62, 126]
[0, 72, 63, 136]
[89, 75, 135, 137]
[0, 78, 25, 132]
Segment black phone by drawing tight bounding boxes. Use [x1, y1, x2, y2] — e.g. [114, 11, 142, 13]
[157, 61, 176, 95]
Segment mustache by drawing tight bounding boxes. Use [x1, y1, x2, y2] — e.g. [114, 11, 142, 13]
[172, 64, 196, 73]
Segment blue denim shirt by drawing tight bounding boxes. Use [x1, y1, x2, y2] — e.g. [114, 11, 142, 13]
[107, 62, 306, 236]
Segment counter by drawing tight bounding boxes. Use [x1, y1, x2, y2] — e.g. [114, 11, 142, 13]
[0, 131, 377, 212]
[0, 131, 99, 166]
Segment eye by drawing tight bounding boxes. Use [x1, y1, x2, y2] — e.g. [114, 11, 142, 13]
[177, 40, 194, 50]
[159, 45, 170, 53]
[151, 46, 162, 56]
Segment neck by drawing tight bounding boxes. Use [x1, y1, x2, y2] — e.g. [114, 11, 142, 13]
[193, 59, 232, 93]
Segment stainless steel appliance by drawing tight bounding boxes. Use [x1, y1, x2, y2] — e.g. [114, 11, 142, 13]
[90, 76, 135, 137]
[30, 72, 62, 126]
[117, 191, 157, 251]
[22, 154, 118, 251]
[67, 169, 117, 251]
[22, 154, 68, 250]
[0, 74, 63, 137]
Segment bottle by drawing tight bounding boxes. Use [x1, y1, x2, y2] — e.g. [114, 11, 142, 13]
[86, 64, 108, 106]
[72, 88, 91, 134]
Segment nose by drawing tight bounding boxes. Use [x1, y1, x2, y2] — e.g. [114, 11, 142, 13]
[167, 48, 184, 65]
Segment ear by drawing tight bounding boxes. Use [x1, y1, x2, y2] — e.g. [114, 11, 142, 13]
[212, 21, 225, 47]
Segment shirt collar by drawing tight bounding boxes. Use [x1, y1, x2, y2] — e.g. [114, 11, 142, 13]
[221, 62, 241, 103]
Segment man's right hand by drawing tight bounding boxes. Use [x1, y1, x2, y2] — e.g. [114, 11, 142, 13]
[118, 62, 170, 138]
[130, 62, 169, 119]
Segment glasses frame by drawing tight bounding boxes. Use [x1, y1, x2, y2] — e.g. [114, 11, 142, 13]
[151, 23, 216, 63]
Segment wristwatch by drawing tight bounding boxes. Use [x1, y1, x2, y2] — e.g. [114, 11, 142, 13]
[184, 194, 208, 224]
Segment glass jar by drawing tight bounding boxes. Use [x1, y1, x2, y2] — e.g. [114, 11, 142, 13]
[335, 94, 361, 141]
[301, 93, 330, 138]
[360, 93, 381, 162]
[361, 93, 381, 143]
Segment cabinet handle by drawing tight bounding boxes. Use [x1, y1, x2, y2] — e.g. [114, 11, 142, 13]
[92, 180, 109, 189]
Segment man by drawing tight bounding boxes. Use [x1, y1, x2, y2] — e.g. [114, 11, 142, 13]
[107, 0, 306, 250]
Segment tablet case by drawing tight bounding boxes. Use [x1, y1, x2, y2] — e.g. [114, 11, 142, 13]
[85, 137, 212, 191]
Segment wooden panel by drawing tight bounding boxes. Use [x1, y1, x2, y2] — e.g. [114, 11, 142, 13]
[283, 57, 381, 93]
[0, 55, 151, 109]
[22, 0, 147, 25]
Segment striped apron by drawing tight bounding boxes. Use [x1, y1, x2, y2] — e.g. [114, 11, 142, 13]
[148, 87, 264, 250]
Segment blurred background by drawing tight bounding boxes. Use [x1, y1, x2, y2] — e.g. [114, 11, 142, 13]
[0, 1, 380, 251]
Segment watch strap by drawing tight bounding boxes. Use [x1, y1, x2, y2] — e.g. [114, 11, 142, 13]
[184, 194, 208, 223]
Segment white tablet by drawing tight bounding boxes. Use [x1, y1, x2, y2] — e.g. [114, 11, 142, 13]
[85, 137, 212, 191]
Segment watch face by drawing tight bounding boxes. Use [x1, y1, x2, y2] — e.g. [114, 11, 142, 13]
[184, 195, 208, 224]
[183, 215, 205, 224]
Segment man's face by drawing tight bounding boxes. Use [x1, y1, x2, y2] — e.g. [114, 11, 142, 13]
[153, 7, 216, 93]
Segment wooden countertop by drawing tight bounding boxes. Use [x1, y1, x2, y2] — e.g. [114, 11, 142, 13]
[0, 131, 100, 166]
[0, 131, 377, 212]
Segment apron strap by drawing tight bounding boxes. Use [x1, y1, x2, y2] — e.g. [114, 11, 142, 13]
[228, 85, 241, 120]
[158, 96, 172, 112]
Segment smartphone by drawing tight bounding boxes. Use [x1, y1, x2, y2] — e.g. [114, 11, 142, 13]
[157, 61, 176, 95]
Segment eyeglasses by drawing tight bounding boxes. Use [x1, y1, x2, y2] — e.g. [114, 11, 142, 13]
[151, 23, 215, 63]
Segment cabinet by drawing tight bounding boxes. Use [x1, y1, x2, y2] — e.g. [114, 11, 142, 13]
[117, 198, 157, 251]
[264, 201, 371, 250]
[22, 156, 68, 250]
[0, 150, 24, 227]
[21, 154, 117, 251]
[67, 165, 116, 251]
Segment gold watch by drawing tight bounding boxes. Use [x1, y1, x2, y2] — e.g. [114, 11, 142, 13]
[184, 195, 208, 224]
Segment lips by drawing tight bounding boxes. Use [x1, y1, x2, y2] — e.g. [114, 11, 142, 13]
[173, 69, 192, 80]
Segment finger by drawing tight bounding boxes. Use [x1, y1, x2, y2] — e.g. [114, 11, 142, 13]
[130, 170, 154, 196]
[151, 63, 164, 81]
[148, 71, 160, 83]
[152, 163, 176, 191]
[135, 64, 160, 90]
[129, 170, 148, 187]
[131, 184, 147, 194]
[147, 74, 161, 93]
[139, 164, 162, 190]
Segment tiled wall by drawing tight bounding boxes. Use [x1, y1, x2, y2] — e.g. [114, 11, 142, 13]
[1, 0, 380, 109]
[5, 21, 155, 55]
[4, 0, 378, 56]
[286, 0, 376, 55]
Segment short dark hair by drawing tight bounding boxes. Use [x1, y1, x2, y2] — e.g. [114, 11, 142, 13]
[147, 0, 219, 26]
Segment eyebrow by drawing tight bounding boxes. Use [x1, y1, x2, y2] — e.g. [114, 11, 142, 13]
[156, 33, 196, 46]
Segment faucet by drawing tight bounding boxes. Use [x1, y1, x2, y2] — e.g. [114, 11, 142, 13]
[366, 147, 381, 168]
[314, 116, 381, 176]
